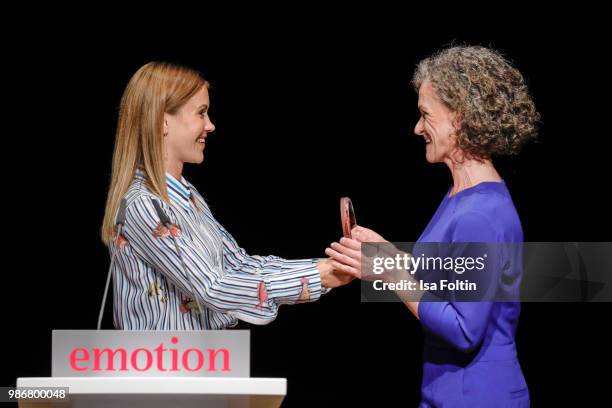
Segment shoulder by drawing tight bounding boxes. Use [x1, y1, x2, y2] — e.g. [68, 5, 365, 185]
[452, 187, 522, 242]
[122, 180, 178, 227]
[450, 210, 497, 242]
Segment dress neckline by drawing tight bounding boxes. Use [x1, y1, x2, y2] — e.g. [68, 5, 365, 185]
[446, 180, 506, 199]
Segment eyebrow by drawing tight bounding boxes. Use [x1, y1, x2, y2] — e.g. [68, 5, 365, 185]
[197, 104, 209, 110]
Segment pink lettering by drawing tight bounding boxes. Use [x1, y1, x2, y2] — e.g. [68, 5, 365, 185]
[69, 348, 89, 371]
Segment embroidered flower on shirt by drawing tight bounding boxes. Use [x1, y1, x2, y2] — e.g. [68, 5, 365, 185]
[152, 222, 181, 238]
[147, 280, 166, 303]
[296, 277, 311, 303]
[257, 280, 268, 309]
[112, 227, 129, 250]
[180, 295, 200, 314]
[152, 222, 170, 238]
[169, 224, 181, 238]
[117, 233, 128, 250]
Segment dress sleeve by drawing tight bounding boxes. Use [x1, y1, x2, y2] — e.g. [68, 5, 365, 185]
[418, 211, 502, 352]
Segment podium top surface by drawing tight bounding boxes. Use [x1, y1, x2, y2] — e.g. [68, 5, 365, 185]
[16, 377, 287, 396]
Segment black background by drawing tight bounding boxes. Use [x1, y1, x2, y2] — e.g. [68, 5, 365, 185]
[3, 13, 611, 407]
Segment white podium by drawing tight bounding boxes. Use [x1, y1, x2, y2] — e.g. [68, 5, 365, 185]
[16, 377, 286, 407]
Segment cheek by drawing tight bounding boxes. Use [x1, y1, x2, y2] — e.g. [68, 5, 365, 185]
[179, 118, 204, 142]
[441, 127, 456, 148]
[192, 118, 207, 136]
[429, 122, 454, 146]
[424, 121, 439, 141]
[169, 119, 199, 150]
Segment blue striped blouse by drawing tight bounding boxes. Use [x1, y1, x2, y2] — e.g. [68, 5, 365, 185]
[110, 169, 329, 330]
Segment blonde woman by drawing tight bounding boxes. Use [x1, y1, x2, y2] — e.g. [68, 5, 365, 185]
[102, 62, 352, 330]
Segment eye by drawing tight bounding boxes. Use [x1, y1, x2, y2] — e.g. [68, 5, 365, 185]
[199, 110, 208, 118]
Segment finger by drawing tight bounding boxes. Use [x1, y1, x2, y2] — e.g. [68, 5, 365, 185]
[351, 225, 366, 241]
[331, 241, 361, 261]
[325, 246, 361, 269]
[339, 237, 361, 251]
[325, 246, 360, 269]
[330, 260, 361, 279]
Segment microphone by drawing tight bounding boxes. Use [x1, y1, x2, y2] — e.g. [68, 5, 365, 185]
[151, 200, 204, 316]
[97, 198, 127, 330]
[152, 199, 171, 226]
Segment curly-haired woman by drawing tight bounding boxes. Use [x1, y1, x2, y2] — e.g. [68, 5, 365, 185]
[326, 46, 539, 407]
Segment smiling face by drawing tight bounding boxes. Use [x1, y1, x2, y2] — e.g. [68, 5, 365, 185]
[163, 85, 216, 168]
[414, 81, 460, 164]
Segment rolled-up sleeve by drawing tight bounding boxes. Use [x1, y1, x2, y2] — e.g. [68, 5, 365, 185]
[217, 223, 331, 303]
[123, 195, 323, 325]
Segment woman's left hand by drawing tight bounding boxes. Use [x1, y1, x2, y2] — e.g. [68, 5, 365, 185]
[325, 225, 388, 279]
[325, 236, 364, 279]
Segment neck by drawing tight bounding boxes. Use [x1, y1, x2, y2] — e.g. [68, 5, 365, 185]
[165, 160, 183, 181]
[444, 156, 501, 197]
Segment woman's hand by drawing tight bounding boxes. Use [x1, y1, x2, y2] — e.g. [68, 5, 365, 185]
[351, 226, 387, 243]
[317, 258, 356, 288]
[324, 225, 388, 279]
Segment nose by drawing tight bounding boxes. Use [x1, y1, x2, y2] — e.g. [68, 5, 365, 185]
[414, 117, 424, 136]
[205, 117, 216, 133]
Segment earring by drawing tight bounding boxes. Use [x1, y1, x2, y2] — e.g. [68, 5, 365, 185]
[163, 126, 169, 160]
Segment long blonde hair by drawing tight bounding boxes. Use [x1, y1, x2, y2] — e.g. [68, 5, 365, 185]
[101, 61, 208, 246]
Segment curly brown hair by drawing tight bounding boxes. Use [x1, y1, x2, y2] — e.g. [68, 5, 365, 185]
[413, 46, 540, 159]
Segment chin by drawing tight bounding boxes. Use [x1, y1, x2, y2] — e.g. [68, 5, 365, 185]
[425, 154, 443, 164]
[186, 154, 205, 165]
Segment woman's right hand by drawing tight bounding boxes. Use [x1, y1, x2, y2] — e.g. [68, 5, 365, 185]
[317, 258, 356, 288]
[350, 226, 387, 243]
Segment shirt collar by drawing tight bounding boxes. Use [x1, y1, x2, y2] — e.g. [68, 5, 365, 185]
[135, 168, 192, 210]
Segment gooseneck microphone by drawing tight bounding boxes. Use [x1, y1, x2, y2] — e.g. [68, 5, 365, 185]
[97, 198, 127, 330]
[151, 200, 204, 316]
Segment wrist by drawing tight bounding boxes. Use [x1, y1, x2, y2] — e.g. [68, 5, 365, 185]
[317, 259, 331, 287]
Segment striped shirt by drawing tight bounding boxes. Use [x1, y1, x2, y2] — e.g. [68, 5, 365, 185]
[110, 168, 329, 330]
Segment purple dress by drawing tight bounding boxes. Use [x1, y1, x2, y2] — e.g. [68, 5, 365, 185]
[416, 181, 529, 407]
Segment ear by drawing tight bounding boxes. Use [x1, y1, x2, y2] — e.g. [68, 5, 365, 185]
[163, 113, 170, 136]
[451, 111, 462, 133]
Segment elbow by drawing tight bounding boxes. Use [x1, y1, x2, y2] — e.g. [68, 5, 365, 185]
[452, 329, 484, 354]
[454, 338, 480, 354]
[420, 301, 489, 353]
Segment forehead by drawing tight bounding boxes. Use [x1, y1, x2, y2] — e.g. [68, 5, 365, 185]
[418, 81, 436, 105]
[418, 81, 452, 115]
[185, 85, 210, 108]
